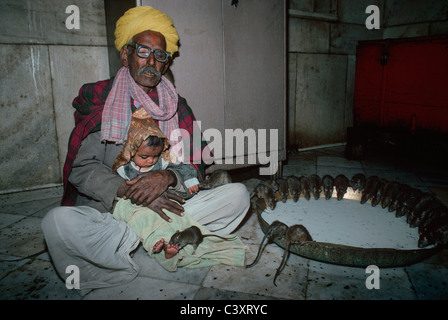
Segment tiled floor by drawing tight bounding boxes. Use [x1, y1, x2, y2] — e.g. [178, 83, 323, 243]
[1, 144, 447, 300]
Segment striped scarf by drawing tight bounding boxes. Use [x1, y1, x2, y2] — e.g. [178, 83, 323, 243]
[61, 78, 208, 206]
[101, 67, 182, 151]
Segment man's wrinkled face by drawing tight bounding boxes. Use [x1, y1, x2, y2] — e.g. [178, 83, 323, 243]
[120, 30, 170, 92]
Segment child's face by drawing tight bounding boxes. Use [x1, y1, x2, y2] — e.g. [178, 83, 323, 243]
[133, 144, 163, 170]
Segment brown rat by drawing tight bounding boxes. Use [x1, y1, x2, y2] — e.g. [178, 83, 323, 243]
[406, 193, 434, 227]
[309, 174, 322, 200]
[418, 216, 448, 248]
[390, 184, 412, 215]
[254, 183, 277, 210]
[273, 224, 312, 286]
[276, 178, 289, 203]
[395, 187, 423, 218]
[350, 173, 366, 193]
[321, 175, 334, 200]
[370, 178, 387, 207]
[333, 174, 349, 201]
[299, 176, 311, 200]
[360, 176, 381, 204]
[246, 220, 288, 268]
[198, 169, 232, 190]
[264, 179, 279, 193]
[286, 175, 302, 202]
[380, 181, 400, 210]
[168, 226, 232, 254]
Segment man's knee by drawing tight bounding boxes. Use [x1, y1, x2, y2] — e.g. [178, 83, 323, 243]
[41, 206, 84, 240]
[230, 182, 250, 201]
[41, 206, 66, 234]
[220, 183, 250, 207]
[41, 207, 70, 251]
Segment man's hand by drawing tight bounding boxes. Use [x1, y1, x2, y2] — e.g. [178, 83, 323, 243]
[120, 170, 177, 207]
[148, 191, 185, 222]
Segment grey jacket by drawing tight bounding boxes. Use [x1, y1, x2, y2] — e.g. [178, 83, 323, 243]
[69, 131, 191, 213]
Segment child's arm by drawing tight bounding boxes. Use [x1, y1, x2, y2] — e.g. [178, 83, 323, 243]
[188, 184, 199, 194]
[164, 159, 200, 195]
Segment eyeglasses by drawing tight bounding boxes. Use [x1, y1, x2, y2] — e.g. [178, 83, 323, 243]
[127, 43, 171, 63]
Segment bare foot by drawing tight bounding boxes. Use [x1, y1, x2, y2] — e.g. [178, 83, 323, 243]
[164, 243, 180, 259]
[153, 239, 165, 253]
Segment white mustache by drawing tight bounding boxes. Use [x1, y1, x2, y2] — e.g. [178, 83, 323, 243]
[138, 66, 161, 79]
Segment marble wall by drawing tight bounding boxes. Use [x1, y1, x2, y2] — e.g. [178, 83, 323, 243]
[383, 0, 448, 38]
[0, 0, 110, 192]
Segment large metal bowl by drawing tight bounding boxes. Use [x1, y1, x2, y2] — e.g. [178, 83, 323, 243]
[252, 190, 441, 268]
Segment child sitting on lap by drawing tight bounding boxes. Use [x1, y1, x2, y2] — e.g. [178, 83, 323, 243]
[112, 106, 200, 259]
[111, 107, 246, 269]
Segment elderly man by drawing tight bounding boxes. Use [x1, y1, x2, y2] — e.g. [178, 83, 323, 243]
[41, 6, 250, 292]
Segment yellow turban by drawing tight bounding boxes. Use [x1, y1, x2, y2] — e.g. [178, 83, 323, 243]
[114, 6, 179, 55]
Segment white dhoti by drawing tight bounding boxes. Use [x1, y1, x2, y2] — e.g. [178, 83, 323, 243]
[41, 183, 250, 293]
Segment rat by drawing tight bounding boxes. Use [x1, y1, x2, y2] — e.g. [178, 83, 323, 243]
[168, 226, 233, 254]
[286, 175, 302, 202]
[389, 183, 412, 213]
[309, 174, 322, 200]
[333, 174, 349, 201]
[370, 178, 387, 207]
[360, 176, 381, 204]
[198, 169, 232, 190]
[254, 183, 277, 210]
[380, 181, 400, 210]
[251, 195, 270, 214]
[276, 178, 289, 203]
[396, 188, 423, 218]
[350, 173, 366, 193]
[264, 179, 279, 193]
[246, 220, 288, 268]
[321, 175, 334, 200]
[299, 176, 311, 200]
[418, 216, 448, 248]
[418, 205, 448, 236]
[407, 193, 435, 227]
[273, 224, 313, 286]
[416, 201, 447, 231]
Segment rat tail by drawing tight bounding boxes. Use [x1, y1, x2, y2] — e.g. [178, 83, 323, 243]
[203, 234, 233, 241]
[246, 234, 268, 268]
[273, 242, 291, 286]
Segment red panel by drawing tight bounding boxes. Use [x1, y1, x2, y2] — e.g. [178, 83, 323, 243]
[353, 42, 385, 125]
[383, 103, 448, 133]
[386, 38, 448, 108]
[353, 35, 448, 133]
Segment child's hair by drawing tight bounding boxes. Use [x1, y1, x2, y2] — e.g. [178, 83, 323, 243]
[143, 135, 166, 149]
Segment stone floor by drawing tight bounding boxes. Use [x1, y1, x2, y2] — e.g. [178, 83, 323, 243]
[1, 144, 447, 301]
